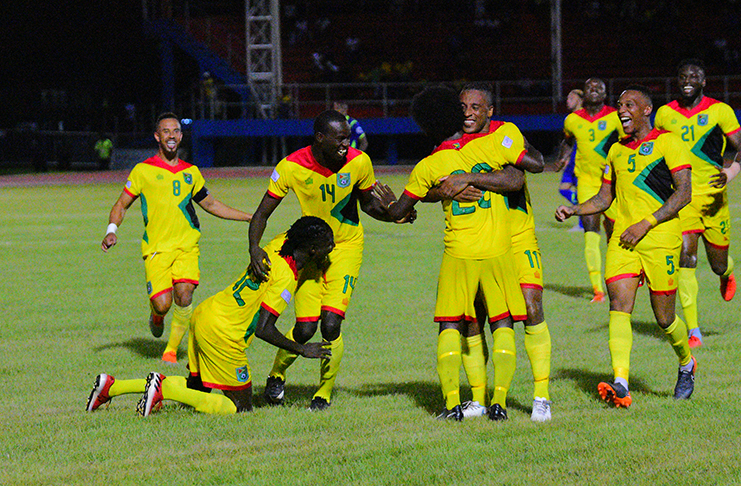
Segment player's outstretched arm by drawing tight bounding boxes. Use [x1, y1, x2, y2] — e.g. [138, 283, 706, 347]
[619, 167, 691, 249]
[363, 183, 416, 223]
[101, 190, 136, 252]
[196, 194, 252, 221]
[255, 308, 331, 359]
[710, 131, 741, 188]
[555, 179, 613, 222]
[371, 184, 418, 222]
[248, 193, 282, 281]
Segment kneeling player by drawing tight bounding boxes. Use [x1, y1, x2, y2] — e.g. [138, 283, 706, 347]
[86, 216, 334, 416]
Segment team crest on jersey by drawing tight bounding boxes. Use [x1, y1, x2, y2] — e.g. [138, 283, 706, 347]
[183, 173, 193, 185]
[639, 142, 654, 155]
[598, 121, 606, 130]
[235, 365, 250, 383]
[698, 114, 708, 126]
[337, 172, 351, 188]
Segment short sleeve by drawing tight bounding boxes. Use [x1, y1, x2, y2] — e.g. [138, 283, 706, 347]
[354, 153, 376, 191]
[654, 106, 668, 131]
[717, 103, 741, 136]
[260, 258, 298, 316]
[267, 158, 291, 199]
[403, 156, 436, 200]
[661, 133, 692, 173]
[497, 123, 527, 166]
[124, 164, 143, 198]
[190, 166, 206, 195]
[563, 113, 575, 137]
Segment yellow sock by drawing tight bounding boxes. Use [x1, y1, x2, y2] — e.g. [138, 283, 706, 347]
[585, 231, 604, 293]
[108, 378, 146, 397]
[437, 328, 462, 410]
[162, 376, 237, 414]
[524, 321, 551, 400]
[663, 315, 692, 366]
[724, 256, 735, 278]
[314, 334, 344, 402]
[608, 311, 632, 383]
[164, 303, 192, 355]
[269, 327, 299, 380]
[461, 333, 488, 404]
[678, 268, 699, 331]
[490, 327, 516, 408]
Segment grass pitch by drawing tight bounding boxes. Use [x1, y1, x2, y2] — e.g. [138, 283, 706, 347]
[1, 170, 740, 485]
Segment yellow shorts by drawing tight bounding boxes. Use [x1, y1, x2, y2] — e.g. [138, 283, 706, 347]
[187, 297, 254, 391]
[679, 191, 731, 249]
[434, 252, 527, 323]
[143, 247, 200, 300]
[295, 244, 362, 320]
[511, 228, 544, 290]
[605, 230, 681, 294]
[577, 178, 616, 222]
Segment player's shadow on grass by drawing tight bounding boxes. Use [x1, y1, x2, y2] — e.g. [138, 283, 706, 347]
[348, 381, 442, 414]
[94, 337, 176, 360]
[544, 283, 593, 300]
[555, 368, 671, 399]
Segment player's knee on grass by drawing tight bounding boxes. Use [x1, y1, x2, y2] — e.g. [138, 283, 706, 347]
[320, 312, 343, 341]
[293, 321, 318, 343]
[224, 389, 253, 412]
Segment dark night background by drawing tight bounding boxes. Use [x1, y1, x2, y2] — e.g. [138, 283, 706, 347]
[0, 1, 160, 129]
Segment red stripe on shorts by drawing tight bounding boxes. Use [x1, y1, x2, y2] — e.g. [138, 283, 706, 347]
[605, 273, 640, 285]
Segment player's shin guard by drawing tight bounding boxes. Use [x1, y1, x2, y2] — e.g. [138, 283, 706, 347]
[269, 327, 300, 380]
[678, 268, 699, 331]
[161, 376, 237, 414]
[524, 321, 551, 400]
[490, 327, 516, 408]
[608, 311, 632, 383]
[461, 333, 488, 405]
[584, 231, 604, 293]
[663, 315, 692, 367]
[437, 328, 462, 410]
[164, 303, 192, 356]
[108, 379, 147, 397]
[314, 334, 344, 402]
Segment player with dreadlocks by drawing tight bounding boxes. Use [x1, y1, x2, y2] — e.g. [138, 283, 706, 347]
[86, 216, 334, 416]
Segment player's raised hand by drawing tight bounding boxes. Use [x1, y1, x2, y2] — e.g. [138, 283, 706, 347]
[101, 233, 118, 252]
[301, 341, 332, 359]
[555, 205, 575, 222]
[249, 247, 272, 281]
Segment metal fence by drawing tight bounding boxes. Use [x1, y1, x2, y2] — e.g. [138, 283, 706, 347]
[181, 75, 741, 121]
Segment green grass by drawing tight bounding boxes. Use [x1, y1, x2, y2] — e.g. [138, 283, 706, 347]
[1, 171, 740, 485]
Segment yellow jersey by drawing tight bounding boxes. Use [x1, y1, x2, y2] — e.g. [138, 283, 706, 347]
[124, 156, 208, 257]
[654, 97, 741, 196]
[404, 133, 514, 259]
[267, 146, 376, 249]
[564, 106, 624, 184]
[203, 244, 298, 348]
[604, 129, 692, 236]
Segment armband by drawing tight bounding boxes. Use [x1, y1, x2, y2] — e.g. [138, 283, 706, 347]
[106, 223, 118, 235]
